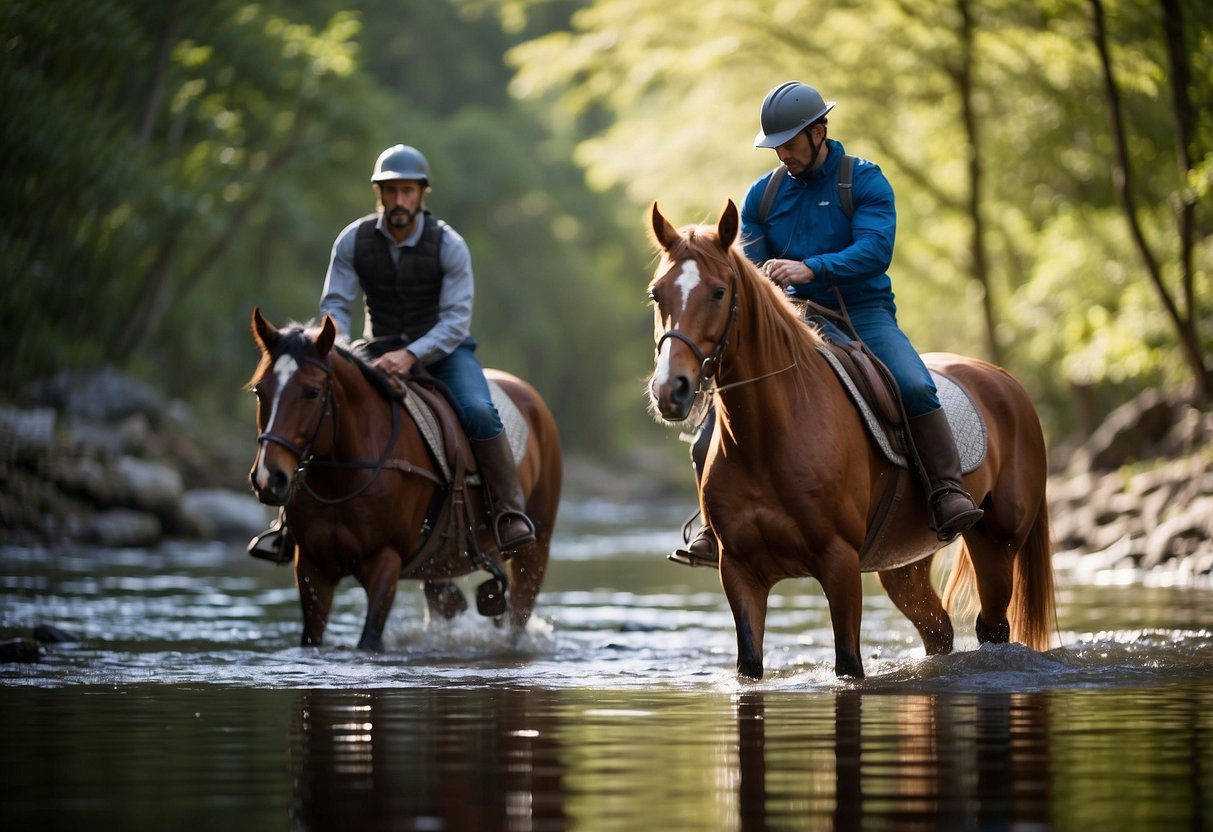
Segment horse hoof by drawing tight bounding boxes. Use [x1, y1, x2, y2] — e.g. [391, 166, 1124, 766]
[476, 578, 508, 617]
[0, 638, 41, 663]
[424, 581, 468, 620]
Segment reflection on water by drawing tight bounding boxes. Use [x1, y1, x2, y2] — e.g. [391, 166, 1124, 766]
[1, 493, 1212, 829]
[2, 683, 1209, 830]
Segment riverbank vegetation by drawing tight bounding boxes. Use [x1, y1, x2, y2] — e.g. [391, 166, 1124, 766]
[3, 0, 1210, 460]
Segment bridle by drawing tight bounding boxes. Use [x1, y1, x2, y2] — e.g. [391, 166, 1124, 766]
[256, 353, 403, 505]
[654, 253, 740, 384]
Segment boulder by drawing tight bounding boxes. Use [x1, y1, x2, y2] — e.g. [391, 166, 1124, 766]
[180, 488, 273, 541]
[88, 508, 162, 547]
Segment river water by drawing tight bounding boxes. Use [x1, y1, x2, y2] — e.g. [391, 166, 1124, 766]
[2, 490, 1211, 830]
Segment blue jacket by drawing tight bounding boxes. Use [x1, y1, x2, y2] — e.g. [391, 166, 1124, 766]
[740, 138, 896, 311]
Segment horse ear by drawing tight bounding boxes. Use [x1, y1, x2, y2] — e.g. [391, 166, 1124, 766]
[251, 306, 278, 351]
[649, 202, 681, 252]
[716, 199, 739, 251]
[315, 315, 337, 357]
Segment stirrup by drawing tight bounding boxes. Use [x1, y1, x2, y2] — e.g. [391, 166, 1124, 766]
[668, 525, 719, 569]
[247, 524, 293, 565]
[495, 510, 536, 552]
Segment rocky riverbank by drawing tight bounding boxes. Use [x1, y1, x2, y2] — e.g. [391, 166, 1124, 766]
[1, 369, 1211, 580]
[1, 368, 270, 548]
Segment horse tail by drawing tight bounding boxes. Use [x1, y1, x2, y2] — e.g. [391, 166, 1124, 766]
[941, 540, 977, 623]
[1008, 498, 1056, 651]
[940, 497, 1056, 652]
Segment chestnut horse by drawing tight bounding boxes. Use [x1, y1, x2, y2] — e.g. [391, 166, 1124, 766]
[247, 308, 561, 649]
[646, 201, 1054, 679]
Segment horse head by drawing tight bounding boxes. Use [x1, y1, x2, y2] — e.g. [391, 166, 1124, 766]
[646, 200, 740, 422]
[247, 307, 338, 506]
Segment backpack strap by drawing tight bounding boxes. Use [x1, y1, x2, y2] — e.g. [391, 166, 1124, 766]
[838, 154, 856, 219]
[757, 155, 857, 223]
[757, 164, 787, 224]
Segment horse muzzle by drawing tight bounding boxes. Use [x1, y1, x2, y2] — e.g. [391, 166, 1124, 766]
[649, 371, 699, 422]
[249, 449, 296, 507]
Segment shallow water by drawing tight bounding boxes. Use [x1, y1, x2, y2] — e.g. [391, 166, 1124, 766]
[2, 493, 1211, 830]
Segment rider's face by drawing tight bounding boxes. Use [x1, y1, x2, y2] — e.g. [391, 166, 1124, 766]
[775, 124, 825, 176]
[376, 179, 426, 231]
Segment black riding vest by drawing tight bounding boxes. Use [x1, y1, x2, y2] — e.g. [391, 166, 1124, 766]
[352, 211, 446, 343]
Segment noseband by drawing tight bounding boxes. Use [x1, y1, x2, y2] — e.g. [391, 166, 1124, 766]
[655, 255, 740, 383]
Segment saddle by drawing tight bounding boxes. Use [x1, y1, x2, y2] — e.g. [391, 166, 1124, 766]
[795, 303, 988, 559]
[382, 374, 530, 579]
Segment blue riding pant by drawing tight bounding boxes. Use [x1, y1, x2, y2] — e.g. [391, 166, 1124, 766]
[843, 301, 940, 418]
[425, 338, 504, 439]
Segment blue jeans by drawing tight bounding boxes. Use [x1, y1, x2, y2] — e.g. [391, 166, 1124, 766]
[844, 302, 940, 417]
[425, 338, 503, 439]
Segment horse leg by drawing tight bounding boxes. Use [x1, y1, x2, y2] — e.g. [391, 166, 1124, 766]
[354, 548, 402, 651]
[817, 541, 865, 678]
[877, 556, 954, 655]
[296, 556, 335, 647]
[424, 580, 468, 621]
[959, 530, 1013, 644]
[506, 538, 550, 633]
[720, 560, 769, 679]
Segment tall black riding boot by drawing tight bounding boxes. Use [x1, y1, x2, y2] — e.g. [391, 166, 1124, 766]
[470, 431, 536, 551]
[908, 408, 985, 541]
[669, 408, 720, 569]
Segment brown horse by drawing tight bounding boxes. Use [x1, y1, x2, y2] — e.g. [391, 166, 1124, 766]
[247, 308, 562, 649]
[646, 201, 1055, 679]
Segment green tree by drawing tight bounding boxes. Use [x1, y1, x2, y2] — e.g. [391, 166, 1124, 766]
[497, 0, 1213, 437]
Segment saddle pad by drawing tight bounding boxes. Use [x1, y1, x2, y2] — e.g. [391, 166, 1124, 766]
[819, 346, 986, 474]
[403, 381, 530, 483]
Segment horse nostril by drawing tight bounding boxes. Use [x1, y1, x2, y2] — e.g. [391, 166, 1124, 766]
[673, 374, 693, 406]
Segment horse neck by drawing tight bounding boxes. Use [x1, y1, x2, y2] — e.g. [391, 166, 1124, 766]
[325, 358, 405, 461]
[713, 287, 838, 444]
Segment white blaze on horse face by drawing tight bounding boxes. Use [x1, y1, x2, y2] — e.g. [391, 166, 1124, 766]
[675, 259, 701, 316]
[653, 259, 701, 388]
[252, 353, 300, 489]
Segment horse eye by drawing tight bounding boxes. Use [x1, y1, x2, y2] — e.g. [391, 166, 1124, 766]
[648, 287, 659, 302]
[711, 286, 727, 302]
[302, 387, 321, 400]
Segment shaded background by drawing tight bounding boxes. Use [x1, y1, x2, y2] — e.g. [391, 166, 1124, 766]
[3, 0, 1210, 462]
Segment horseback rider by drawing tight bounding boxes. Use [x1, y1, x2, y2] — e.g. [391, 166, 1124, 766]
[249, 144, 534, 562]
[672, 82, 983, 567]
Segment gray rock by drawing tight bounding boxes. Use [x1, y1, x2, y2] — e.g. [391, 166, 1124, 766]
[113, 456, 183, 515]
[0, 406, 56, 463]
[88, 508, 162, 547]
[180, 488, 273, 540]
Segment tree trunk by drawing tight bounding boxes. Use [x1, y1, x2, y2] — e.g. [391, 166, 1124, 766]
[955, 0, 1002, 366]
[1090, 0, 1212, 403]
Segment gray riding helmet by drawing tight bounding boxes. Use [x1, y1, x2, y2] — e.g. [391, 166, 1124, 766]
[370, 144, 431, 183]
[754, 82, 835, 148]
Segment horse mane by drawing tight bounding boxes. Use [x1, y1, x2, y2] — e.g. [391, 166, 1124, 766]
[674, 228, 822, 373]
[249, 319, 401, 401]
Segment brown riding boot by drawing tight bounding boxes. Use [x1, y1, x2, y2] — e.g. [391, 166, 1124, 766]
[669, 523, 719, 568]
[908, 408, 985, 541]
[470, 431, 536, 551]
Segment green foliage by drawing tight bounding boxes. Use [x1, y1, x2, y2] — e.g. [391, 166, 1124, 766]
[5, 0, 1209, 458]
[498, 0, 1213, 440]
[1, 0, 662, 455]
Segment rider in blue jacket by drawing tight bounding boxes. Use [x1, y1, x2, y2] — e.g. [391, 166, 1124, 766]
[671, 81, 983, 568]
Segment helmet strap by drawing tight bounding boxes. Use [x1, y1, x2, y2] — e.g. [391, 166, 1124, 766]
[806, 123, 827, 172]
